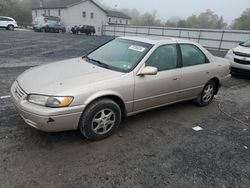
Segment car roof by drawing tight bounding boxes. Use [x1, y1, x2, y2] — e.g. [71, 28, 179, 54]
[119, 36, 193, 45]
[0, 16, 14, 20]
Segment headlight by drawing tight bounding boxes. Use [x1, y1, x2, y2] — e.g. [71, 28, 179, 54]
[225, 49, 234, 58]
[27, 95, 73, 108]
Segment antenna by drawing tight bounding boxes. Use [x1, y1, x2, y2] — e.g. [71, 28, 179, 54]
[114, 0, 118, 9]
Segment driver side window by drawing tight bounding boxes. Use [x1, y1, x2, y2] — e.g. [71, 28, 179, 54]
[145, 44, 177, 71]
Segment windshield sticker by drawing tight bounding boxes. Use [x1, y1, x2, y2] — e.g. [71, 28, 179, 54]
[129, 45, 146, 52]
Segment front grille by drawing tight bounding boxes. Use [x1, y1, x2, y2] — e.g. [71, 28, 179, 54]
[234, 58, 250, 65]
[13, 81, 27, 99]
[233, 51, 250, 58]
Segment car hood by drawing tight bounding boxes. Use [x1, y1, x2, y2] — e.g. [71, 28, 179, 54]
[233, 45, 250, 54]
[17, 58, 125, 95]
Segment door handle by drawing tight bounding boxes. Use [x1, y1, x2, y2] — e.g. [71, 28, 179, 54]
[173, 78, 178, 80]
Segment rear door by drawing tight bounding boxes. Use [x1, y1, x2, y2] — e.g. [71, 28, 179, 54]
[179, 43, 212, 99]
[0, 17, 9, 27]
[0, 17, 4, 27]
[134, 44, 181, 112]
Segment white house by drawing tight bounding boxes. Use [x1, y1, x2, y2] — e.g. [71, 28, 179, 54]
[32, 0, 131, 35]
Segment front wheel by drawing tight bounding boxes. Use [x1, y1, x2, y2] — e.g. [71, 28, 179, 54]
[79, 99, 121, 141]
[194, 80, 217, 106]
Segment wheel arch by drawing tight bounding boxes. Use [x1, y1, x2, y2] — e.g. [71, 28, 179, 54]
[83, 92, 127, 121]
[210, 77, 220, 94]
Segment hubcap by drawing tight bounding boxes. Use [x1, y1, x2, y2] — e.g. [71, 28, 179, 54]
[202, 84, 214, 103]
[91, 109, 116, 135]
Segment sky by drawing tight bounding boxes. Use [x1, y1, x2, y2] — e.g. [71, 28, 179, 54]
[99, 0, 250, 24]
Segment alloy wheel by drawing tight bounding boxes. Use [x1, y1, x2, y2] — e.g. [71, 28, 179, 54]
[202, 84, 214, 103]
[91, 109, 116, 135]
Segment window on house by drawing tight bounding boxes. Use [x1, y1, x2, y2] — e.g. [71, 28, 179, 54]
[90, 12, 94, 19]
[109, 18, 111, 22]
[82, 11, 86, 18]
[58, 9, 61, 16]
[48, 9, 50, 16]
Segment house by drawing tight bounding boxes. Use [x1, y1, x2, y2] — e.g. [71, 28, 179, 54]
[31, 0, 131, 35]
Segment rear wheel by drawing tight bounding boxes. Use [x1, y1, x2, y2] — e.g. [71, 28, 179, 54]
[79, 99, 121, 141]
[194, 80, 217, 106]
[7, 25, 14, 31]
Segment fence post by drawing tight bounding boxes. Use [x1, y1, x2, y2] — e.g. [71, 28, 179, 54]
[148, 27, 150, 35]
[136, 26, 138, 36]
[162, 27, 165, 36]
[198, 30, 202, 43]
[113, 25, 116, 37]
[219, 30, 225, 51]
[124, 25, 126, 36]
[179, 29, 182, 38]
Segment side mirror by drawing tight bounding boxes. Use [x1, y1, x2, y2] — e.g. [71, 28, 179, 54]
[138, 66, 158, 76]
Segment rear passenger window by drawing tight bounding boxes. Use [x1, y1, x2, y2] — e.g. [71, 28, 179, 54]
[146, 44, 177, 71]
[180, 44, 207, 67]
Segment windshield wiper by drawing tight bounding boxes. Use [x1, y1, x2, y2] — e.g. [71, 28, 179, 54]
[85, 56, 111, 69]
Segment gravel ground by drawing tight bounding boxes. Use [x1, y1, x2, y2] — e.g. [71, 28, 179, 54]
[0, 30, 249, 188]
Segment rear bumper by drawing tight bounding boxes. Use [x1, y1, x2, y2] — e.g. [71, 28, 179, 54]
[10, 82, 85, 132]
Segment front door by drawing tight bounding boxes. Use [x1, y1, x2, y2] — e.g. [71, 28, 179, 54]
[134, 44, 181, 112]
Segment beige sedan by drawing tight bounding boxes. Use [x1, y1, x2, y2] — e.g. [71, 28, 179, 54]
[11, 36, 231, 140]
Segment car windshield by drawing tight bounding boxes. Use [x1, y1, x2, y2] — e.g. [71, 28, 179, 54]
[240, 39, 250, 47]
[86, 38, 153, 72]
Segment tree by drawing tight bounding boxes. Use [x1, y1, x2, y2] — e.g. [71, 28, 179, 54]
[184, 10, 227, 29]
[139, 10, 163, 26]
[0, 0, 39, 26]
[120, 8, 140, 25]
[231, 8, 250, 30]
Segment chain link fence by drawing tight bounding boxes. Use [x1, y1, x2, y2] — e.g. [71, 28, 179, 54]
[102, 25, 250, 52]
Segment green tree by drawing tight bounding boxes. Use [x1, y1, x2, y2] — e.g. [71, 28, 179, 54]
[177, 19, 188, 28]
[120, 8, 140, 25]
[184, 10, 227, 29]
[231, 8, 250, 30]
[0, 0, 38, 26]
[139, 10, 163, 26]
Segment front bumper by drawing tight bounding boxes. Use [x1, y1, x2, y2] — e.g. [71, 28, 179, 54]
[10, 81, 85, 132]
[231, 67, 250, 76]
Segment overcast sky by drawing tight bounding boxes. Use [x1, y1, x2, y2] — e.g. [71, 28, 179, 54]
[99, 0, 249, 24]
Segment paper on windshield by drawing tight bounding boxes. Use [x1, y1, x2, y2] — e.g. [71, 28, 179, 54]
[129, 45, 146, 52]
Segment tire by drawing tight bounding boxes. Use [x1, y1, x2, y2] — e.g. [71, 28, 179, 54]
[194, 80, 217, 107]
[59, 29, 63, 34]
[79, 99, 122, 141]
[7, 25, 14, 31]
